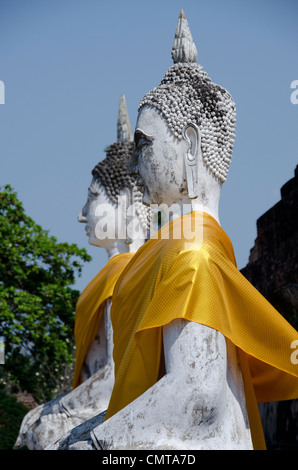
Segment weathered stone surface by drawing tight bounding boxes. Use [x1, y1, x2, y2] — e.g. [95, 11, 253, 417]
[46, 411, 105, 450]
[241, 166, 298, 329]
[258, 400, 298, 450]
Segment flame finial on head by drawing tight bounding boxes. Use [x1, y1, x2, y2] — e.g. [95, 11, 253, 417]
[171, 9, 198, 64]
[117, 94, 133, 143]
[91, 95, 151, 234]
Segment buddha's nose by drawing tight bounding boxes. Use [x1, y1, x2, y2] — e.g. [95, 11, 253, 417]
[78, 208, 87, 223]
[127, 148, 139, 176]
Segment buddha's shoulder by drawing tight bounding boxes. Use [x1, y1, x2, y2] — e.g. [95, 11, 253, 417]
[157, 236, 213, 266]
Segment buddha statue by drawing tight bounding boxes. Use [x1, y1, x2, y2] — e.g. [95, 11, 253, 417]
[48, 11, 298, 451]
[14, 95, 151, 450]
[74, 94, 149, 388]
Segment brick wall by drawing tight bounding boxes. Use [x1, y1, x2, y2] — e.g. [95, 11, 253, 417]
[240, 165, 298, 449]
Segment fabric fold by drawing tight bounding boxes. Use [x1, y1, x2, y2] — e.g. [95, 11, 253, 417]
[72, 252, 135, 389]
[106, 212, 298, 450]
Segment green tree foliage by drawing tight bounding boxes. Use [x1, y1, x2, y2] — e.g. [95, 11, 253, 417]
[0, 390, 29, 450]
[0, 185, 91, 402]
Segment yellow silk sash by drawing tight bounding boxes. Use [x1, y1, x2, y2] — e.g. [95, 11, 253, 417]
[106, 212, 298, 450]
[72, 252, 135, 389]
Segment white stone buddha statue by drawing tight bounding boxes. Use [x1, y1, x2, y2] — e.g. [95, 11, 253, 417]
[46, 12, 253, 451]
[14, 95, 151, 450]
[47, 10, 298, 451]
[75, 95, 148, 387]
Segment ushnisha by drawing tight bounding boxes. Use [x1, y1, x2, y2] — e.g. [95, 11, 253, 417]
[138, 9, 236, 183]
[91, 141, 149, 238]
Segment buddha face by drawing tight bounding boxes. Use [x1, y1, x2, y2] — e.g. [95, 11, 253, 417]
[130, 106, 189, 207]
[78, 177, 127, 248]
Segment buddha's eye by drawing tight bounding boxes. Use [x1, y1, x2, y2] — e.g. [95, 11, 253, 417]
[135, 131, 153, 151]
[137, 137, 149, 149]
[87, 191, 99, 201]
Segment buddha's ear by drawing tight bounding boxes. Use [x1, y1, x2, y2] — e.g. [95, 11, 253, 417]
[118, 187, 133, 244]
[182, 123, 201, 199]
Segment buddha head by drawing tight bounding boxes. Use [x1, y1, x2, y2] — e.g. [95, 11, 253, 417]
[130, 10, 236, 214]
[78, 95, 151, 253]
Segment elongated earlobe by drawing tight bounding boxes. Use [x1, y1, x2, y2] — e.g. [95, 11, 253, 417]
[117, 188, 132, 244]
[183, 124, 201, 198]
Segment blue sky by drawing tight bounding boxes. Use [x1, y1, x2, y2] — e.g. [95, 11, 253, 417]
[0, 0, 297, 292]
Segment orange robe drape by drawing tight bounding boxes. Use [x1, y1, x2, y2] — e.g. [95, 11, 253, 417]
[106, 212, 298, 450]
[72, 252, 134, 389]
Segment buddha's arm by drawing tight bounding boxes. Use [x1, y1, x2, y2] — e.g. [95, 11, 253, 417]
[79, 298, 113, 382]
[60, 299, 114, 414]
[91, 319, 228, 450]
[16, 300, 115, 451]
